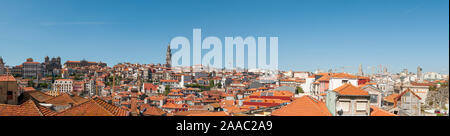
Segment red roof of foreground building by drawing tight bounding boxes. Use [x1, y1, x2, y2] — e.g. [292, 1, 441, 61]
[187, 111, 229, 116]
[271, 96, 331, 116]
[0, 100, 43, 116]
[333, 83, 369, 96]
[55, 98, 129, 116]
[44, 93, 78, 106]
[22, 87, 36, 92]
[370, 106, 396, 116]
[0, 75, 16, 82]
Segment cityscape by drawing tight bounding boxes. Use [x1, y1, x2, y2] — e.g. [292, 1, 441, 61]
[0, 44, 448, 116]
[0, 0, 448, 117]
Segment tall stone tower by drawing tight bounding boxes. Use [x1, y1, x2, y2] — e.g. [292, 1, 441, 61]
[0, 56, 5, 74]
[358, 64, 364, 76]
[417, 66, 423, 82]
[166, 44, 172, 68]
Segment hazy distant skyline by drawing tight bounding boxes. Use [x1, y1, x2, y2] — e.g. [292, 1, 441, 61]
[0, 0, 448, 74]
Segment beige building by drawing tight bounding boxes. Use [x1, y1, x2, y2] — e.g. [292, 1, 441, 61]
[329, 83, 371, 116]
[0, 75, 19, 105]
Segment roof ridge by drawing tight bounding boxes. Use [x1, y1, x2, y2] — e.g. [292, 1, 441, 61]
[93, 97, 127, 116]
[28, 100, 44, 116]
[54, 98, 94, 115]
[18, 100, 43, 116]
[91, 98, 115, 116]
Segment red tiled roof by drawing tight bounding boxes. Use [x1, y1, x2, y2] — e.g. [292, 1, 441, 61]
[143, 83, 158, 90]
[0, 75, 16, 82]
[383, 93, 399, 103]
[333, 83, 369, 96]
[141, 104, 166, 116]
[56, 98, 129, 116]
[26, 91, 55, 102]
[330, 73, 358, 79]
[36, 104, 57, 116]
[411, 82, 435, 87]
[370, 106, 396, 116]
[160, 80, 178, 82]
[0, 100, 43, 116]
[271, 96, 331, 116]
[44, 93, 77, 106]
[22, 87, 36, 92]
[162, 103, 188, 109]
[187, 111, 228, 116]
[23, 62, 40, 64]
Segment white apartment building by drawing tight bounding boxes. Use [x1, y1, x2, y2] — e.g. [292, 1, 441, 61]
[53, 79, 73, 94]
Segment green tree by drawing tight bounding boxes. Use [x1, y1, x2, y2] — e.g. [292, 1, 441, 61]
[209, 80, 215, 88]
[28, 80, 34, 87]
[163, 85, 170, 96]
[429, 85, 437, 91]
[296, 87, 304, 94]
[39, 83, 49, 89]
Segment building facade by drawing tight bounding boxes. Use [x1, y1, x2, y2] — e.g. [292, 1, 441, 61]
[0, 57, 5, 75]
[43, 56, 62, 76]
[64, 59, 107, 68]
[0, 75, 19, 104]
[22, 58, 43, 79]
[52, 79, 74, 94]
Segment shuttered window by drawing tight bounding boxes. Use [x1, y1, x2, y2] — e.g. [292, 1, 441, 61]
[340, 101, 350, 112]
[356, 102, 366, 111]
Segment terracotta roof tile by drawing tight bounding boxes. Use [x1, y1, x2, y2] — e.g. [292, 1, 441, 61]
[0, 100, 43, 116]
[44, 93, 77, 106]
[0, 75, 16, 82]
[383, 93, 399, 103]
[370, 106, 396, 116]
[187, 111, 229, 116]
[271, 96, 331, 116]
[333, 83, 369, 96]
[55, 98, 129, 116]
[141, 104, 166, 116]
[27, 91, 55, 102]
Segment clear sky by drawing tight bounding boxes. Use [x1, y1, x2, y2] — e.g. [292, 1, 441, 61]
[0, 0, 448, 74]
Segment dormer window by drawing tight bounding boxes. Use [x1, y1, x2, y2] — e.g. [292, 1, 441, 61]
[342, 80, 348, 84]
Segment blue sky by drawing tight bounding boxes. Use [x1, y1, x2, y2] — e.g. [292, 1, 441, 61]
[0, 0, 448, 74]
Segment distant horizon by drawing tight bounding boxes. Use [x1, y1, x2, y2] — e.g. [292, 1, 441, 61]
[1, 0, 448, 74]
[0, 55, 447, 75]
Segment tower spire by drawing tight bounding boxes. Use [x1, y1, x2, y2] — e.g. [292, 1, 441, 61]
[166, 43, 172, 68]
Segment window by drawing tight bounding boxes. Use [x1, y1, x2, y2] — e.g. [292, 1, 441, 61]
[261, 92, 267, 96]
[339, 101, 350, 112]
[250, 100, 256, 102]
[356, 102, 366, 111]
[370, 95, 378, 103]
[257, 100, 263, 102]
[267, 92, 274, 96]
[342, 80, 348, 84]
[7, 91, 13, 100]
